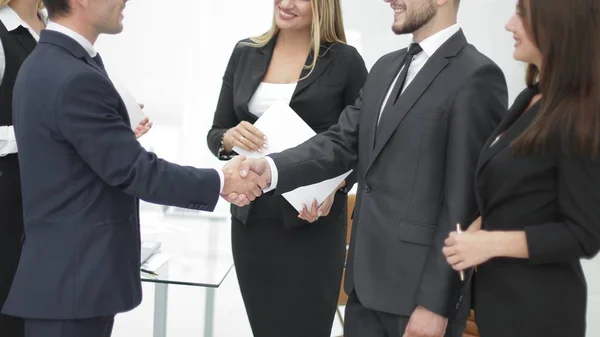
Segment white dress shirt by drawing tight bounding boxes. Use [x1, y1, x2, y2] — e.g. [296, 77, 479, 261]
[0, 6, 47, 157]
[264, 24, 461, 191]
[46, 22, 226, 192]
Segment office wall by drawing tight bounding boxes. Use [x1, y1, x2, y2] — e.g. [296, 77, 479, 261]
[95, 0, 524, 214]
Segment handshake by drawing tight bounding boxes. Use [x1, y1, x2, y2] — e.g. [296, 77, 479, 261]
[220, 156, 273, 206]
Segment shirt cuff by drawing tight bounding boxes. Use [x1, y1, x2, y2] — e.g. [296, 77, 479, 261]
[0, 126, 18, 156]
[0, 125, 15, 141]
[263, 156, 279, 193]
[216, 168, 224, 194]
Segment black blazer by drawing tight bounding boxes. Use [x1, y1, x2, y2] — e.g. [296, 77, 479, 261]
[207, 37, 368, 228]
[472, 86, 600, 337]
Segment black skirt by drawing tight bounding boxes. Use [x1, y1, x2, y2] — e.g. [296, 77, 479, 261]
[231, 194, 347, 337]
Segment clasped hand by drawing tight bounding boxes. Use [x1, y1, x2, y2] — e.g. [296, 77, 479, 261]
[220, 157, 272, 207]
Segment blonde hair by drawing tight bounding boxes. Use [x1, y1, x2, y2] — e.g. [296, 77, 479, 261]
[246, 0, 347, 79]
[0, 0, 45, 9]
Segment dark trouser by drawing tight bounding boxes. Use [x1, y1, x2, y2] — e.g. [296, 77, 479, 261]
[344, 289, 466, 337]
[0, 154, 24, 337]
[24, 316, 115, 337]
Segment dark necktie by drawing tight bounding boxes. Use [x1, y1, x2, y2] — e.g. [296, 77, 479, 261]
[92, 53, 106, 73]
[384, 43, 423, 109]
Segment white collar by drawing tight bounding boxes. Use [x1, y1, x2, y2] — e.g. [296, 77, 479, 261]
[415, 23, 460, 57]
[0, 6, 48, 37]
[46, 21, 97, 57]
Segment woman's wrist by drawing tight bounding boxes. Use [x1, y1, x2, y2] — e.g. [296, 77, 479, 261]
[486, 231, 529, 259]
[222, 129, 234, 153]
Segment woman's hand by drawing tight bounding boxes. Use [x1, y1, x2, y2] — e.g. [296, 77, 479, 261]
[298, 181, 345, 223]
[223, 121, 267, 153]
[443, 230, 495, 271]
[134, 116, 153, 139]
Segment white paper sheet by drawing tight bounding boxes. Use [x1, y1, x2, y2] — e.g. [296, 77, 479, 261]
[233, 101, 352, 212]
[112, 78, 145, 130]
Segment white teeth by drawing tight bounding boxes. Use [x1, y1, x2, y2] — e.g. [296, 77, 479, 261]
[394, 8, 405, 14]
[280, 9, 295, 18]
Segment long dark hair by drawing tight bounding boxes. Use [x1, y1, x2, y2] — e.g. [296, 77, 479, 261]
[513, 0, 600, 157]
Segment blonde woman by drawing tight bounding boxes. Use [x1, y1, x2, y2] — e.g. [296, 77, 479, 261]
[0, 1, 45, 336]
[207, 0, 367, 335]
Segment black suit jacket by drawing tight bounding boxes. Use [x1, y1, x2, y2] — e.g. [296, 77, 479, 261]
[207, 36, 367, 229]
[472, 86, 600, 337]
[2, 30, 221, 319]
[268, 30, 508, 319]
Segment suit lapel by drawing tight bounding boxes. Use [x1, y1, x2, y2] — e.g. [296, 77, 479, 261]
[239, 37, 334, 120]
[238, 39, 275, 122]
[371, 54, 449, 161]
[475, 87, 539, 175]
[363, 51, 406, 156]
[369, 30, 467, 167]
[293, 46, 333, 96]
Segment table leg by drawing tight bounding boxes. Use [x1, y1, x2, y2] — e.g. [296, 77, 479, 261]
[153, 282, 169, 337]
[203, 287, 215, 337]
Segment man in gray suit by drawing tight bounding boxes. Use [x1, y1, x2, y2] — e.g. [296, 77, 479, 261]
[238, 0, 508, 336]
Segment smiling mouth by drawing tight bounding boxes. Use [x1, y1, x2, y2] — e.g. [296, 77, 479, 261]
[279, 8, 296, 19]
[393, 7, 406, 15]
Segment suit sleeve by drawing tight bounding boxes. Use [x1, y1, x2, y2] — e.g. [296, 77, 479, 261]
[415, 64, 508, 317]
[206, 43, 240, 159]
[339, 48, 368, 193]
[56, 71, 221, 211]
[268, 89, 363, 195]
[524, 153, 600, 263]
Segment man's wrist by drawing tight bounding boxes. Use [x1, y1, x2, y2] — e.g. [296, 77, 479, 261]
[262, 156, 278, 192]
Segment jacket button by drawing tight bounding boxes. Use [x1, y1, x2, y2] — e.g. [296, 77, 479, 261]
[364, 184, 372, 193]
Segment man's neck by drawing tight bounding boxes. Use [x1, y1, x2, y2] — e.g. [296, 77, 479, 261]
[51, 17, 98, 45]
[8, 0, 40, 22]
[412, 15, 457, 43]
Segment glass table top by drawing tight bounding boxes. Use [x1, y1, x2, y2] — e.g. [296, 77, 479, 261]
[138, 208, 234, 288]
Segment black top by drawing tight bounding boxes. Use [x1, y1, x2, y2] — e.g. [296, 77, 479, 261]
[473, 86, 600, 337]
[207, 36, 368, 229]
[0, 20, 36, 126]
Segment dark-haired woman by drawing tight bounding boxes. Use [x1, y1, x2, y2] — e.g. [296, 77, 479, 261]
[442, 1, 600, 337]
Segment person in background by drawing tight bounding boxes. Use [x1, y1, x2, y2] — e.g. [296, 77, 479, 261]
[0, 1, 152, 336]
[0, 2, 46, 337]
[206, 0, 367, 335]
[443, 1, 600, 336]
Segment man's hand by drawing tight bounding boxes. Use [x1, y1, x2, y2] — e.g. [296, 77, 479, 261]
[238, 157, 272, 187]
[134, 104, 153, 139]
[404, 306, 448, 337]
[221, 156, 266, 206]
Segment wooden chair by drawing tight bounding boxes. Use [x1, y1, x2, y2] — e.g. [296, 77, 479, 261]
[336, 194, 480, 337]
[463, 311, 480, 337]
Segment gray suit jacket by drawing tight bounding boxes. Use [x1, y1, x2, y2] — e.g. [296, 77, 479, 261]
[268, 30, 508, 319]
[2, 30, 221, 319]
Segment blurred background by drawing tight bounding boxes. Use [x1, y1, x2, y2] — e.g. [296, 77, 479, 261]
[93, 0, 599, 335]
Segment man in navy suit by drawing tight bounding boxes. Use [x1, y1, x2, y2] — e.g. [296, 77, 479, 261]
[1, 0, 262, 336]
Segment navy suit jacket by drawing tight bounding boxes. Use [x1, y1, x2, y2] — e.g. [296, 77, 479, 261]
[2, 30, 221, 319]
